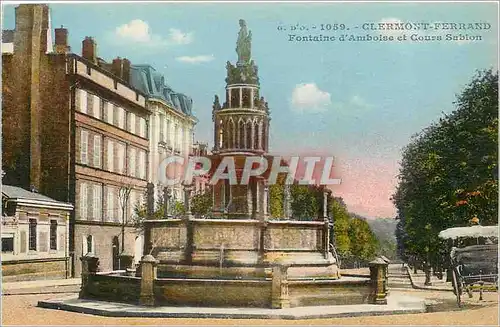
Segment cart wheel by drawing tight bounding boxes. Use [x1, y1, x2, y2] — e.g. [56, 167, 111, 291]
[452, 269, 462, 307]
[467, 286, 473, 298]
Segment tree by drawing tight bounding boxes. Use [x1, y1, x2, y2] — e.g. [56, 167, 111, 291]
[348, 217, 379, 265]
[191, 187, 213, 218]
[118, 184, 133, 255]
[392, 69, 498, 266]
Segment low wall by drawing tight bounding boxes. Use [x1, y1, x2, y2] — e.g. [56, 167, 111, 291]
[288, 277, 372, 307]
[155, 278, 272, 308]
[1, 257, 69, 282]
[83, 273, 141, 303]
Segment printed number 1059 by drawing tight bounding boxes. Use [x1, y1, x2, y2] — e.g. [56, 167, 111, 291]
[320, 24, 347, 31]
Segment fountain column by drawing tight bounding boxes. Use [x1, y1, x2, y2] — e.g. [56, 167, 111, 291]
[163, 186, 171, 219]
[183, 183, 194, 219]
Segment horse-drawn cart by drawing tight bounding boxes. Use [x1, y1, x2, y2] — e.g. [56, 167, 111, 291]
[438, 225, 498, 307]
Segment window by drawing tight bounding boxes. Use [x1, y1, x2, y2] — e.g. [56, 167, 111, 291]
[106, 102, 113, 124]
[166, 120, 171, 144]
[179, 126, 184, 151]
[80, 183, 88, 220]
[117, 143, 125, 174]
[107, 187, 114, 222]
[118, 107, 125, 129]
[139, 118, 146, 138]
[139, 150, 146, 179]
[93, 185, 102, 221]
[50, 220, 57, 250]
[86, 235, 93, 254]
[77, 89, 87, 114]
[93, 95, 101, 119]
[129, 147, 136, 177]
[80, 130, 88, 164]
[159, 114, 165, 141]
[2, 236, 14, 252]
[129, 112, 136, 134]
[93, 135, 101, 167]
[107, 139, 114, 172]
[29, 219, 37, 251]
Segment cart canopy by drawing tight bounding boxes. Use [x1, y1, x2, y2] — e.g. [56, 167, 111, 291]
[438, 225, 498, 240]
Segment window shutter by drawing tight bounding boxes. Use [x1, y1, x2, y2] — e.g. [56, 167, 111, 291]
[81, 130, 88, 164]
[107, 139, 114, 172]
[80, 183, 88, 220]
[106, 102, 113, 124]
[93, 95, 100, 119]
[78, 89, 87, 114]
[93, 135, 101, 167]
[107, 187, 114, 222]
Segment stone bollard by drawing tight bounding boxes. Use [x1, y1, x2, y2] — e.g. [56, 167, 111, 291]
[369, 257, 388, 305]
[79, 253, 99, 299]
[139, 254, 158, 306]
[271, 264, 290, 309]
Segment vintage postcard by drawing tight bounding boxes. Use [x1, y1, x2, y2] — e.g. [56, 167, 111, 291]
[1, 0, 498, 326]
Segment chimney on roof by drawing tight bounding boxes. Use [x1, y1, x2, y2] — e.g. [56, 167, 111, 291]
[122, 58, 131, 83]
[54, 25, 70, 54]
[82, 36, 97, 63]
[111, 57, 131, 83]
[112, 57, 123, 79]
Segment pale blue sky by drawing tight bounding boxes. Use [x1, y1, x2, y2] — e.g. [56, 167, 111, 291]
[2, 2, 498, 218]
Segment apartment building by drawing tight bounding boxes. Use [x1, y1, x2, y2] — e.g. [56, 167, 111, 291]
[2, 4, 150, 276]
[129, 65, 197, 203]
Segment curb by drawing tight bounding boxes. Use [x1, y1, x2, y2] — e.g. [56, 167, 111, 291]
[37, 297, 426, 320]
[405, 266, 452, 292]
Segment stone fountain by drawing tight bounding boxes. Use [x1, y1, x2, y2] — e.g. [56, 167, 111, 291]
[76, 19, 389, 310]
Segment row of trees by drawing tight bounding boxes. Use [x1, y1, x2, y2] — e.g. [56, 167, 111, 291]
[392, 70, 498, 269]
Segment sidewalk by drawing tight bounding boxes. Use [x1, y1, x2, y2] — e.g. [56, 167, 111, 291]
[406, 266, 453, 292]
[2, 278, 80, 295]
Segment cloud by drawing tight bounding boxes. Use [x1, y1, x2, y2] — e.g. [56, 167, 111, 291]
[175, 55, 214, 64]
[114, 20, 193, 47]
[168, 28, 193, 45]
[291, 83, 331, 113]
[116, 19, 152, 43]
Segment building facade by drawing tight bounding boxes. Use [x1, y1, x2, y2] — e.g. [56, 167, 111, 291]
[128, 64, 197, 203]
[2, 4, 199, 277]
[1, 185, 73, 281]
[2, 4, 148, 276]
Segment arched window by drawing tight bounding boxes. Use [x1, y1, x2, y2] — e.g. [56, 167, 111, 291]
[253, 121, 259, 149]
[246, 121, 252, 149]
[262, 121, 268, 151]
[258, 121, 263, 149]
[225, 119, 231, 149]
[228, 119, 235, 149]
[218, 126, 224, 149]
[238, 119, 245, 149]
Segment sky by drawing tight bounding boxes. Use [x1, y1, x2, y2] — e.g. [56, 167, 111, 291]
[2, 1, 498, 218]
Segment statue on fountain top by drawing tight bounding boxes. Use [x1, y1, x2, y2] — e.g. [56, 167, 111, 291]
[236, 19, 252, 65]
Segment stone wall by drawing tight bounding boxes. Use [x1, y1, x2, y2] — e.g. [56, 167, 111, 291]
[2, 258, 68, 282]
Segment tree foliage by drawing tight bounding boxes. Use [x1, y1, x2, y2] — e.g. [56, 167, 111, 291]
[393, 69, 498, 264]
[191, 188, 213, 217]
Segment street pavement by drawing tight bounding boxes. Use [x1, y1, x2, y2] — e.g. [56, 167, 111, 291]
[1, 265, 497, 325]
[2, 278, 81, 295]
